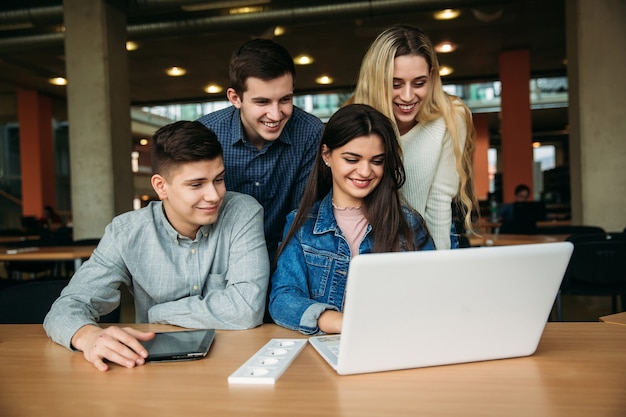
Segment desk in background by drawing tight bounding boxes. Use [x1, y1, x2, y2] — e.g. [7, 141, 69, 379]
[474, 219, 572, 234]
[0, 245, 96, 276]
[1, 323, 624, 417]
[468, 233, 570, 247]
[600, 311, 626, 326]
[0, 235, 40, 245]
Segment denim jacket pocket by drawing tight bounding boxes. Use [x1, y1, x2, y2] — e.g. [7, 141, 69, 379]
[303, 249, 333, 298]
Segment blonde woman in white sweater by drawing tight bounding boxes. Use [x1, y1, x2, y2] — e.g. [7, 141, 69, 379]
[351, 24, 476, 249]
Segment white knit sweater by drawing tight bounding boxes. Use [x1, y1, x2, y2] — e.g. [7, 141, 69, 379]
[399, 115, 465, 250]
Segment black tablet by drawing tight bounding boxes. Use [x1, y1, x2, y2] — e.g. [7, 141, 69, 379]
[140, 329, 216, 362]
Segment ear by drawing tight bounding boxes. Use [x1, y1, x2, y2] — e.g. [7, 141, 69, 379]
[151, 174, 168, 200]
[321, 144, 331, 165]
[227, 88, 242, 108]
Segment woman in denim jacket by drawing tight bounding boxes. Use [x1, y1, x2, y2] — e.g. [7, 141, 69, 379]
[269, 104, 435, 335]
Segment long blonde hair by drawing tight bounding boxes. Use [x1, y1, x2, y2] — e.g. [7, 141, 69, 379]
[352, 24, 476, 232]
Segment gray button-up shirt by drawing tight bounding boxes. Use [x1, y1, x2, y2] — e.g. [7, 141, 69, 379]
[44, 192, 269, 349]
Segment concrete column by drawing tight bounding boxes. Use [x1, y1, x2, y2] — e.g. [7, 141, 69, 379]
[566, 0, 626, 230]
[498, 50, 534, 203]
[63, 0, 132, 239]
[17, 89, 56, 218]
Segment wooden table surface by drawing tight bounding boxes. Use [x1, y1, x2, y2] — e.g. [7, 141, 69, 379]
[1, 323, 625, 417]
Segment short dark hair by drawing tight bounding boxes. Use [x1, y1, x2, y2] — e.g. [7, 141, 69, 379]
[229, 38, 296, 95]
[151, 121, 222, 178]
[515, 184, 531, 195]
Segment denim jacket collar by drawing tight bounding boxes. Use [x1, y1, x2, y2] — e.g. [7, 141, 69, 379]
[312, 192, 338, 235]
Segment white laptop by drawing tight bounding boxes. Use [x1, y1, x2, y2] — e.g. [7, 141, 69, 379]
[309, 242, 573, 375]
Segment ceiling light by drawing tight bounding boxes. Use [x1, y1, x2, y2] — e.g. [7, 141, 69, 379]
[315, 75, 333, 85]
[49, 77, 67, 86]
[229, 6, 263, 14]
[434, 9, 460, 20]
[434, 41, 457, 53]
[273, 26, 285, 36]
[182, 0, 270, 12]
[139, 138, 149, 146]
[126, 41, 138, 51]
[532, 142, 541, 148]
[294, 54, 314, 65]
[439, 66, 454, 77]
[204, 84, 223, 94]
[166, 66, 186, 77]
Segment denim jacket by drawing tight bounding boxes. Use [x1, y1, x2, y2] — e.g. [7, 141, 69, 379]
[269, 192, 435, 334]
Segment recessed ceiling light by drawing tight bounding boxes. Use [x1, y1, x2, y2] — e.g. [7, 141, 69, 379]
[439, 66, 454, 77]
[229, 6, 263, 14]
[315, 75, 333, 85]
[49, 77, 67, 86]
[182, 0, 270, 12]
[273, 26, 285, 36]
[294, 54, 314, 65]
[434, 9, 460, 20]
[434, 41, 457, 53]
[126, 41, 138, 51]
[204, 84, 223, 94]
[166, 66, 187, 77]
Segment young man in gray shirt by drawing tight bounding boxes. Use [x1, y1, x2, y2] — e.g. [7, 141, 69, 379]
[44, 121, 269, 371]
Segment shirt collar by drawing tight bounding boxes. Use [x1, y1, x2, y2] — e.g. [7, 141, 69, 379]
[156, 201, 210, 243]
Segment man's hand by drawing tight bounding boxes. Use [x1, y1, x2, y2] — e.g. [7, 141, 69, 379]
[71, 325, 155, 371]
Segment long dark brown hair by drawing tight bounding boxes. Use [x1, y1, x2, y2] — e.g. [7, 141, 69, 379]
[275, 104, 430, 261]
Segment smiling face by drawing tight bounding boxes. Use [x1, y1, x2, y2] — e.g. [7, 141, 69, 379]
[151, 158, 226, 239]
[227, 73, 294, 149]
[322, 134, 385, 208]
[392, 54, 431, 135]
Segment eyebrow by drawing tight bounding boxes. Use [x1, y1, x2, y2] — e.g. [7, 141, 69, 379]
[250, 93, 293, 102]
[183, 169, 226, 183]
[341, 151, 385, 158]
[393, 75, 429, 81]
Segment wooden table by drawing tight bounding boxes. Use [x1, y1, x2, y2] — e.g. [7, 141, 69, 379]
[0, 245, 96, 273]
[468, 233, 570, 247]
[0, 235, 39, 245]
[1, 323, 625, 417]
[600, 311, 626, 326]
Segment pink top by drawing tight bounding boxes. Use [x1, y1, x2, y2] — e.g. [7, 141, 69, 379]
[333, 204, 368, 256]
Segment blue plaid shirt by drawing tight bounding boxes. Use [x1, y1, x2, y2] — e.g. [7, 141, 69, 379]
[198, 106, 324, 260]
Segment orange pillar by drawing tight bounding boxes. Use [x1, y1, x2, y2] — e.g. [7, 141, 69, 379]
[17, 89, 56, 218]
[472, 113, 490, 201]
[498, 50, 534, 203]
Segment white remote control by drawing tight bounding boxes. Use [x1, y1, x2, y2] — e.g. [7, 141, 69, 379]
[228, 338, 307, 384]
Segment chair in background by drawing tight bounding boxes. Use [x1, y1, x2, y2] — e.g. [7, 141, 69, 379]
[499, 201, 546, 234]
[555, 233, 626, 321]
[0, 278, 120, 324]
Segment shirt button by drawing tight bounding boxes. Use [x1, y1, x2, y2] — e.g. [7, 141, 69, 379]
[191, 248, 196, 254]
[254, 181, 260, 187]
[193, 285, 199, 291]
